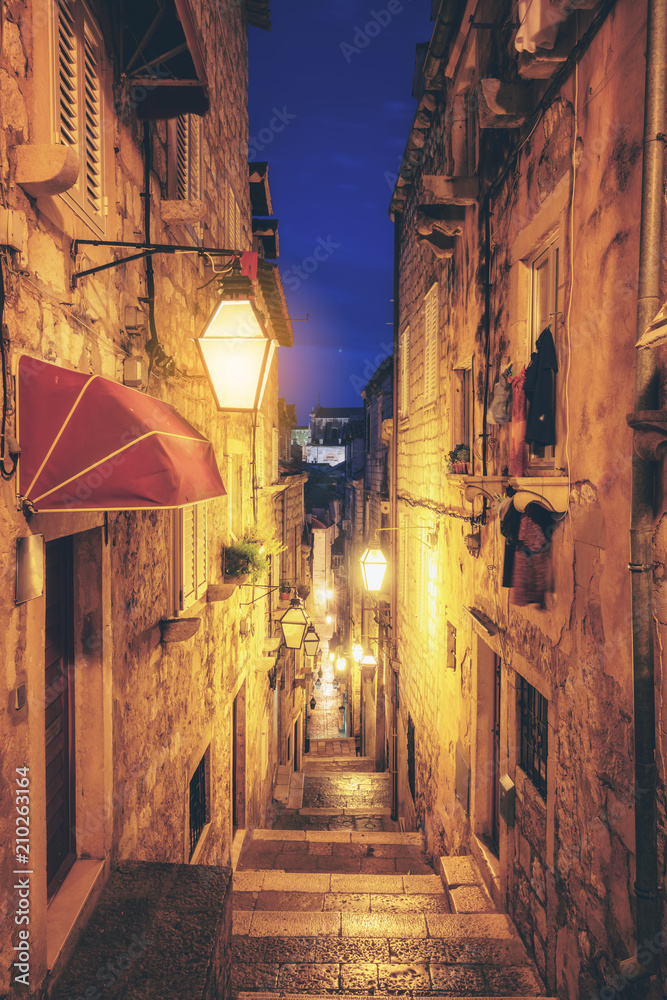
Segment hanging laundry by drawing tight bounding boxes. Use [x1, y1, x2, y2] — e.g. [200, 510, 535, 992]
[511, 504, 556, 608]
[488, 366, 512, 425]
[499, 496, 522, 588]
[508, 365, 529, 476]
[515, 0, 567, 54]
[525, 326, 558, 446]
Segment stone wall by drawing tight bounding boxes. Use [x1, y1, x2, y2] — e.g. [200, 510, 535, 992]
[392, 2, 649, 997]
[0, 1, 291, 994]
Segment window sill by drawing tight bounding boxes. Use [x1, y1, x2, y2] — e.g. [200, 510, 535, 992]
[47, 858, 106, 973]
[509, 475, 569, 514]
[463, 475, 508, 504]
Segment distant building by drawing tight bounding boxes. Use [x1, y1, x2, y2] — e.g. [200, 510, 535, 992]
[309, 404, 364, 446]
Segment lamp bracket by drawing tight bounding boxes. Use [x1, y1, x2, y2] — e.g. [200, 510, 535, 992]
[70, 239, 240, 287]
[239, 583, 281, 606]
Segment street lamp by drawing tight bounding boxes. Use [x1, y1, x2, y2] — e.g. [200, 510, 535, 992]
[279, 598, 309, 649]
[336, 656, 346, 672]
[196, 264, 276, 413]
[303, 624, 320, 657]
[360, 544, 387, 591]
[352, 641, 363, 664]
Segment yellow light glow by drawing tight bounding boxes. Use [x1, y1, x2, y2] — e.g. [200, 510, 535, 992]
[197, 298, 276, 412]
[352, 642, 363, 663]
[329, 651, 335, 662]
[360, 545, 387, 591]
[326, 589, 334, 599]
[326, 614, 332, 624]
[336, 657, 346, 672]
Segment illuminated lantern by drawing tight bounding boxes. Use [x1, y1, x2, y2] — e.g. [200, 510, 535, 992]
[360, 545, 387, 591]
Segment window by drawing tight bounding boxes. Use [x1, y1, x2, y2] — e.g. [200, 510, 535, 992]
[189, 748, 210, 860]
[255, 418, 265, 488]
[518, 676, 548, 800]
[53, 0, 106, 232]
[529, 239, 559, 466]
[272, 427, 279, 483]
[452, 363, 472, 453]
[423, 284, 438, 406]
[169, 113, 202, 243]
[228, 187, 242, 249]
[399, 326, 410, 418]
[179, 503, 207, 610]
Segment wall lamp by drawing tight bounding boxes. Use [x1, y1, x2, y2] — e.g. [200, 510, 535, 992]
[279, 597, 309, 649]
[303, 624, 321, 657]
[196, 259, 276, 413]
[359, 524, 437, 592]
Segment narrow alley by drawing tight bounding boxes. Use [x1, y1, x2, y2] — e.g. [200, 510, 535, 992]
[231, 679, 551, 998]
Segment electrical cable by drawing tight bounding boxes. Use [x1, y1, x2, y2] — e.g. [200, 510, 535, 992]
[564, 20, 579, 528]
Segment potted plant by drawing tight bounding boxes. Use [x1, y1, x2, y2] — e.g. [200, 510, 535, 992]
[446, 444, 471, 475]
[296, 583, 310, 600]
[222, 528, 285, 584]
[279, 579, 292, 600]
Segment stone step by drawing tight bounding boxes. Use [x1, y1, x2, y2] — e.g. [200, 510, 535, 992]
[237, 830, 430, 875]
[236, 994, 555, 999]
[439, 855, 497, 914]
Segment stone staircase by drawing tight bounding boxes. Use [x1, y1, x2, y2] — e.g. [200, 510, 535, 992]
[231, 829, 555, 998]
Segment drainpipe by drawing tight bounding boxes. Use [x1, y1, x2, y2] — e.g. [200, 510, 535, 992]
[390, 213, 401, 822]
[620, 0, 666, 981]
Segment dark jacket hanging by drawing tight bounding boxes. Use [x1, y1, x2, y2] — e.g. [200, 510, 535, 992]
[524, 326, 558, 445]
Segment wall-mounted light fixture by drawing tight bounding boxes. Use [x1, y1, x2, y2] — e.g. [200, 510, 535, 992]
[303, 624, 320, 657]
[279, 597, 309, 649]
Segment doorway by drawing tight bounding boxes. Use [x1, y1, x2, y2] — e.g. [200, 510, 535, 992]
[473, 637, 501, 854]
[232, 684, 246, 831]
[492, 652, 501, 852]
[45, 537, 75, 891]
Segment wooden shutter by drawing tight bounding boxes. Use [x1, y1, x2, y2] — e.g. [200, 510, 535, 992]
[228, 187, 241, 249]
[400, 326, 410, 416]
[82, 17, 102, 219]
[181, 504, 196, 608]
[256, 420, 265, 488]
[57, 0, 78, 147]
[175, 116, 190, 200]
[272, 427, 279, 483]
[195, 503, 207, 600]
[424, 285, 438, 405]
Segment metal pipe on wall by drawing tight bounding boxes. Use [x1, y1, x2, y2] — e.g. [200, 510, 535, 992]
[621, 0, 666, 981]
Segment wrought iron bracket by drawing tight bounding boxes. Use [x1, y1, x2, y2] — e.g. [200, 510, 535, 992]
[70, 238, 239, 287]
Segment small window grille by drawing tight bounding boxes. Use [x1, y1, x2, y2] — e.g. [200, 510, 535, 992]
[189, 750, 209, 859]
[518, 676, 548, 800]
[407, 713, 416, 802]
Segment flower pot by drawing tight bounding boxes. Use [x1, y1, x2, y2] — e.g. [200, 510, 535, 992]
[159, 617, 201, 643]
[222, 573, 249, 586]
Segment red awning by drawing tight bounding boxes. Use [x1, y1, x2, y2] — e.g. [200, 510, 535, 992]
[17, 358, 225, 512]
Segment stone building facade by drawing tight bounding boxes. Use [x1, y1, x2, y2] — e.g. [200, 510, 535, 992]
[390, 1, 666, 997]
[0, 0, 300, 995]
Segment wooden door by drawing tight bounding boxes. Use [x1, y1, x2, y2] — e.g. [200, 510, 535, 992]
[45, 537, 75, 889]
[491, 654, 501, 852]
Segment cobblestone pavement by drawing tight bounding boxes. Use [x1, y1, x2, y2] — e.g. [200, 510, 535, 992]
[302, 773, 392, 811]
[307, 658, 348, 740]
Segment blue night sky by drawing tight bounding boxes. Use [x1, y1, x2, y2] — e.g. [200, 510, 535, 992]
[248, 1, 434, 424]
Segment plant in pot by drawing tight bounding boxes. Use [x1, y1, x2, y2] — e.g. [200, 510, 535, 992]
[446, 444, 471, 475]
[296, 583, 310, 600]
[222, 528, 285, 584]
[279, 579, 292, 601]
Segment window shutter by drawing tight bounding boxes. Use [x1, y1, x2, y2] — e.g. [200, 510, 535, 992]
[400, 326, 410, 416]
[272, 427, 279, 483]
[175, 115, 189, 200]
[181, 504, 196, 608]
[256, 420, 265, 488]
[195, 503, 207, 600]
[82, 19, 102, 219]
[57, 0, 78, 148]
[424, 285, 438, 405]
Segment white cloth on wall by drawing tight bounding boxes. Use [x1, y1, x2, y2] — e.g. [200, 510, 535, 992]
[515, 0, 567, 53]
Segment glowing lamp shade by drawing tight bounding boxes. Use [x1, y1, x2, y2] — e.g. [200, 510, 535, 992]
[360, 545, 387, 591]
[197, 297, 276, 412]
[360, 653, 378, 672]
[352, 642, 363, 663]
[336, 656, 346, 672]
[329, 651, 335, 662]
[303, 624, 320, 658]
[279, 599, 309, 649]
